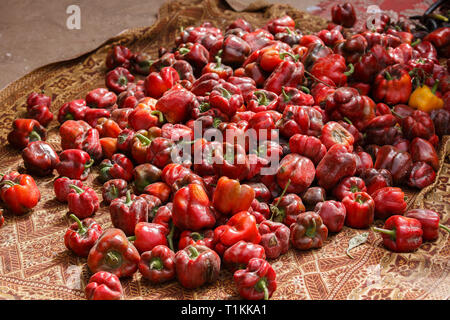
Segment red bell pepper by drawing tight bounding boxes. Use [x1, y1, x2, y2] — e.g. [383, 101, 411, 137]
[371, 187, 406, 220]
[372, 64, 412, 105]
[277, 105, 310, 138]
[320, 121, 354, 152]
[128, 101, 164, 131]
[174, 244, 221, 289]
[402, 110, 436, 141]
[102, 179, 128, 204]
[143, 182, 171, 204]
[86, 88, 117, 109]
[138, 245, 175, 283]
[109, 190, 149, 236]
[363, 114, 401, 146]
[87, 228, 140, 278]
[145, 137, 177, 169]
[234, 258, 277, 300]
[332, 176, 367, 201]
[431, 109, 450, 137]
[290, 211, 328, 250]
[316, 144, 357, 190]
[360, 168, 393, 195]
[331, 3, 356, 28]
[408, 161, 436, 189]
[372, 215, 423, 252]
[130, 52, 153, 75]
[213, 211, 261, 256]
[53, 177, 84, 202]
[404, 209, 450, 241]
[64, 214, 102, 257]
[202, 53, 233, 80]
[55, 149, 94, 180]
[131, 222, 169, 253]
[172, 183, 216, 231]
[221, 35, 251, 68]
[302, 187, 326, 211]
[277, 87, 314, 113]
[99, 153, 134, 182]
[144, 66, 180, 99]
[106, 45, 132, 70]
[116, 128, 135, 154]
[100, 137, 118, 160]
[409, 137, 439, 171]
[85, 271, 123, 300]
[258, 220, 290, 259]
[28, 104, 53, 127]
[26, 91, 51, 110]
[264, 59, 304, 95]
[209, 82, 244, 117]
[22, 141, 60, 176]
[130, 130, 155, 164]
[223, 240, 266, 272]
[175, 42, 210, 76]
[95, 118, 122, 138]
[374, 145, 413, 185]
[178, 229, 215, 251]
[213, 142, 250, 181]
[67, 185, 99, 219]
[310, 54, 353, 87]
[276, 153, 315, 194]
[106, 67, 135, 94]
[7, 118, 46, 149]
[0, 173, 40, 216]
[57, 99, 88, 124]
[343, 191, 375, 229]
[315, 200, 346, 233]
[270, 180, 305, 227]
[155, 87, 196, 124]
[212, 176, 255, 216]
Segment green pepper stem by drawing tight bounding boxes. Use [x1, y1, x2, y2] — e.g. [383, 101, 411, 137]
[178, 47, 190, 55]
[350, 185, 360, 193]
[343, 63, 354, 76]
[221, 88, 232, 99]
[439, 224, 450, 233]
[109, 184, 118, 198]
[190, 232, 203, 241]
[300, 86, 310, 94]
[254, 91, 269, 106]
[305, 218, 317, 238]
[151, 110, 165, 124]
[84, 158, 94, 169]
[149, 257, 163, 271]
[274, 179, 291, 208]
[279, 51, 299, 62]
[355, 194, 365, 205]
[69, 214, 87, 235]
[343, 117, 353, 125]
[384, 71, 393, 81]
[213, 118, 222, 128]
[0, 180, 16, 187]
[255, 277, 269, 300]
[390, 109, 404, 119]
[281, 87, 290, 102]
[127, 236, 136, 242]
[69, 184, 85, 194]
[372, 226, 396, 239]
[105, 251, 121, 268]
[431, 79, 440, 95]
[135, 133, 152, 146]
[28, 130, 42, 142]
[188, 245, 199, 259]
[167, 222, 175, 252]
[215, 56, 222, 68]
[125, 190, 133, 206]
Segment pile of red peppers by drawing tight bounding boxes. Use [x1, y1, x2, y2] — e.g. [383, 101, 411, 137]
[1, 3, 450, 300]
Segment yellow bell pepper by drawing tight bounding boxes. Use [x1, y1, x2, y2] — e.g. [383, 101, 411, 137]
[408, 80, 444, 112]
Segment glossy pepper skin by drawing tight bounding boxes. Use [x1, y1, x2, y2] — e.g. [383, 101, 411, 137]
[212, 176, 255, 216]
[67, 185, 100, 219]
[343, 191, 375, 229]
[87, 228, 140, 278]
[290, 211, 328, 250]
[371, 187, 406, 220]
[374, 145, 413, 185]
[99, 153, 134, 182]
[409, 138, 439, 171]
[102, 179, 128, 204]
[264, 59, 304, 95]
[372, 65, 412, 105]
[64, 214, 102, 257]
[289, 134, 326, 165]
[172, 184, 216, 231]
[372, 215, 423, 252]
[56, 149, 94, 180]
[105, 67, 135, 94]
[174, 244, 221, 289]
[0, 173, 40, 216]
[54, 177, 84, 202]
[258, 220, 290, 259]
[128, 100, 163, 131]
[363, 114, 400, 146]
[360, 168, 393, 195]
[57, 99, 88, 124]
[223, 240, 266, 272]
[109, 190, 149, 236]
[214, 211, 261, 256]
[86, 88, 117, 109]
[95, 118, 122, 138]
[404, 209, 450, 241]
[276, 153, 315, 194]
[175, 42, 210, 76]
[209, 82, 244, 117]
[320, 121, 354, 152]
[138, 245, 175, 283]
[132, 222, 169, 253]
[155, 87, 196, 124]
[85, 271, 123, 300]
[310, 54, 353, 87]
[277, 86, 314, 113]
[26, 91, 51, 110]
[7, 118, 46, 149]
[178, 229, 215, 251]
[408, 161, 436, 189]
[144, 67, 180, 99]
[22, 141, 60, 176]
[28, 104, 54, 127]
[106, 45, 132, 70]
[315, 201, 346, 233]
[401, 110, 435, 141]
[132, 163, 162, 194]
[270, 181, 306, 227]
[316, 144, 357, 190]
[234, 258, 276, 300]
[332, 176, 367, 201]
[331, 3, 356, 28]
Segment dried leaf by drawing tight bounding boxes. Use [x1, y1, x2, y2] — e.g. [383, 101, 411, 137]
[346, 232, 369, 259]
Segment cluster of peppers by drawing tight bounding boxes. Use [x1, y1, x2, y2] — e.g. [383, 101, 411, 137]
[2, 3, 450, 301]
